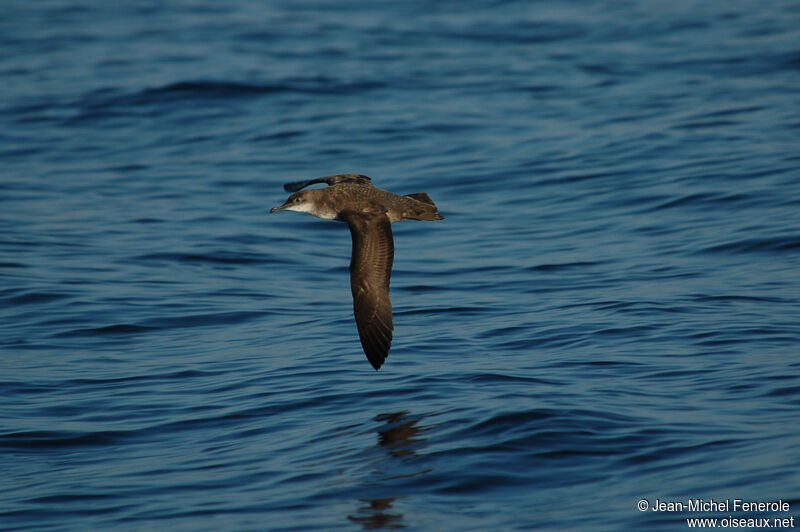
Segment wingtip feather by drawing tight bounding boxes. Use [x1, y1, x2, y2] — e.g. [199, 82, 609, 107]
[283, 181, 304, 192]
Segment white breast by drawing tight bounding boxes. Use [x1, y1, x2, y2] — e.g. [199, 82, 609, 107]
[287, 202, 337, 220]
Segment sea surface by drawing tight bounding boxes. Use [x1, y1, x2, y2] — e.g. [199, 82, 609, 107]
[2, 1, 799, 530]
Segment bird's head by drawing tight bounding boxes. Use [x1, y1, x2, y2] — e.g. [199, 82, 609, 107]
[270, 190, 315, 214]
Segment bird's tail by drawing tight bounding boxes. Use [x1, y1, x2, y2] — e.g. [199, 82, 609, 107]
[404, 193, 444, 221]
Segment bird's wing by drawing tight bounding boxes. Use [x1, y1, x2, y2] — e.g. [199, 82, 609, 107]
[284, 174, 372, 193]
[341, 210, 394, 370]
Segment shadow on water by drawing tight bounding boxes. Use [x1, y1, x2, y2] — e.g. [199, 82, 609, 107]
[347, 411, 432, 529]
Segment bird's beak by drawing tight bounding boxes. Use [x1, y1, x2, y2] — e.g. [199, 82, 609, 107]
[270, 202, 289, 213]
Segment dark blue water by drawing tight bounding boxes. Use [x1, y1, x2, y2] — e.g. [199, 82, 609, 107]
[2, 1, 799, 530]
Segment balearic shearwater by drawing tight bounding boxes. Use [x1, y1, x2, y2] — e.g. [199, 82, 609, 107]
[270, 174, 444, 370]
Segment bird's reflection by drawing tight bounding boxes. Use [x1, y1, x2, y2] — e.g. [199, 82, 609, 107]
[346, 411, 433, 529]
[374, 410, 427, 458]
[347, 497, 405, 529]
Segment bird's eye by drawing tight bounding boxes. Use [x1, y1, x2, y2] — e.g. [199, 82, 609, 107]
[293, 197, 300, 203]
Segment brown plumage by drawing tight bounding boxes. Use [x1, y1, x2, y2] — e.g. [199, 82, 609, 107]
[271, 174, 444, 370]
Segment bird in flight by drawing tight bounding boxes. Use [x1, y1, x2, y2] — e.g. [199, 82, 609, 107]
[271, 174, 444, 370]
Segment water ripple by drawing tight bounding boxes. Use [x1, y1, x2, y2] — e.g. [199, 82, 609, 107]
[2, 1, 799, 530]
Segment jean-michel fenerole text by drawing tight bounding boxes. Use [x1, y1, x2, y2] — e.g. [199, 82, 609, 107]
[651, 499, 790, 513]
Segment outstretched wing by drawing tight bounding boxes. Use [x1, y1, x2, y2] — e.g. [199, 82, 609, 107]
[284, 174, 372, 193]
[342, 211, 394, 370]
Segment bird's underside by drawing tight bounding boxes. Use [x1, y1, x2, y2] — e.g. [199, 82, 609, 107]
[272, 174, 443, 370]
